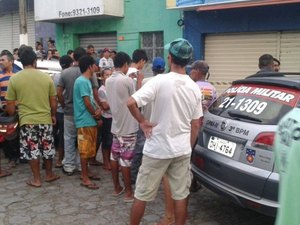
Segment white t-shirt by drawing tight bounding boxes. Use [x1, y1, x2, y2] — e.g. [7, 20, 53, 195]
[99, 57, 114, 69]
[98, 85, 112, 119]
[106, 71, 138, 135]
[140, 77, 154, 120]
[132, 72, 203, 159]
[126, 67, 139, 89]
[126, 67, 138, 77]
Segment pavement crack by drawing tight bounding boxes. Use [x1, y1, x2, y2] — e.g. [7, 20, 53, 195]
[6, 199, 24, 207]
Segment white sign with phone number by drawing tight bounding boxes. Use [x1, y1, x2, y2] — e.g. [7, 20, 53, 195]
[35, 0, 105, 21]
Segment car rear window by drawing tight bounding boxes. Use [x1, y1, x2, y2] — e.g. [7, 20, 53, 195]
[209, 84, 300, 125]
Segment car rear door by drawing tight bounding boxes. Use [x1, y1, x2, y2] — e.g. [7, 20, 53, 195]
[194, 83, 300, 199]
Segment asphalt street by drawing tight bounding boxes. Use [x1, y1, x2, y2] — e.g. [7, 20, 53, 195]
[0, 151, 275, 225]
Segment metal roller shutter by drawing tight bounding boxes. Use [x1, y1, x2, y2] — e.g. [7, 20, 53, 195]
[279, 31, 300, 72]
[1, 11, 35, 52]
[205, 32, 278, 94]
[0, 14, 13, 51]
[79, 33, 117, 52]
[205, 31, 300, 94]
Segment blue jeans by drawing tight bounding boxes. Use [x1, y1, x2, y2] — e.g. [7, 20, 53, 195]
[131, 128, 146, 184]
[62, 115, 80, 172]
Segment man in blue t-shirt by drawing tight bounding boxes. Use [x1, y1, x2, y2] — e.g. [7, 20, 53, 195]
[73, 55, 101, 190]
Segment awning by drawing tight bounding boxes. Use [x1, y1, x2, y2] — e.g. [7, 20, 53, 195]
[196, 0, 300, 11]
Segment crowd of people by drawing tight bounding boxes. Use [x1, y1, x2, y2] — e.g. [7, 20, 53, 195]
[0, 37, 297, 225]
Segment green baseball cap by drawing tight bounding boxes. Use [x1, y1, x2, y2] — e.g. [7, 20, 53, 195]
[164, 38, 193, 60]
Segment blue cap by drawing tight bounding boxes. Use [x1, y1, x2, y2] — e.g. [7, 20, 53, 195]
[164, 38, 193, 60]
[152, 57, 165, 71]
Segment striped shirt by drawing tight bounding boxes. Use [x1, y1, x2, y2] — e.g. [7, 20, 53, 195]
[0, 71, 14, 105]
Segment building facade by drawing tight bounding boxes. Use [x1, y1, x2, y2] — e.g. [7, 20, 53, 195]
[168, 0, 300, 92]
[0, 0, 55, 53]
[35, 0, 183, 68]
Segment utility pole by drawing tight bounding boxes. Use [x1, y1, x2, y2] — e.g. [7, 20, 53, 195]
[19, 0, 28, 45]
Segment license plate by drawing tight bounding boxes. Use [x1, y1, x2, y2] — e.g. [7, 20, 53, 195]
[207, 136, 236, 157]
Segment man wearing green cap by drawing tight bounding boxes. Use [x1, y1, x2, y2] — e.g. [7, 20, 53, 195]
[127, 38, 203, 225]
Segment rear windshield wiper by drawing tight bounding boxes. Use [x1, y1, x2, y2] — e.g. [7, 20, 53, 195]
[227, 110, 262, 123]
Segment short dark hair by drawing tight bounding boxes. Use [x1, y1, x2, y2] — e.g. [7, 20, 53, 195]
[13, 48, 18, 54]
[191, 60, 209, 75]
[19, 48, 37, 66]
[36, 41, 43, 47]
[113, 52, 131, 68]
[67, 49, 73, 55]
[79, 55, 95, 73]
[0, 50, 14, 62]
[273, 57, 280, 65]
[18, 45, 33, 57]
[73, 47, 87, 61]
[170, 53, 190, 67]
[48, 39, 55, 44]
[87, 44, 94, 49]
[132, 49, 148, 64]
[59, 55, 73, 70]
[259, 54, 274, 69]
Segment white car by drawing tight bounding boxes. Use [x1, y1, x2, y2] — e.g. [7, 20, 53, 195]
[14, 59, 62, 77]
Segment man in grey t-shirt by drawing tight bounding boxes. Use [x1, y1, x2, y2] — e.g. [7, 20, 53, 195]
[106, 52, 138, 202]
[57, 47, 89, 174]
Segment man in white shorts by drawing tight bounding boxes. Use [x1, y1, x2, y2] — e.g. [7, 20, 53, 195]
[127, 38, 203, 225]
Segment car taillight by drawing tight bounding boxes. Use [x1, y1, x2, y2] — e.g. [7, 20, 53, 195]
[192, 155, 205, 170]
[0, 122, 18, 135]
[6, 122, 18, 135]
[252, 132, 275, 150]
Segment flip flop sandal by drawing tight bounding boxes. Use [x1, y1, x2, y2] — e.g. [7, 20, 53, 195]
[112, 187, 125, 197]
[45, 174, 60, 183]
[80, 175, 101, 181]
[0, 170, 12, 178]
[55, 163, 63, 168]
[80, 182, 99, 190]
[123, 197, 134, 203]
[102, 166, 112, 171]
[154, 217, 175, 225]
[89, 175, 101, 181]
[89, 161, 103, 166]
[26, 180, 42, 188]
